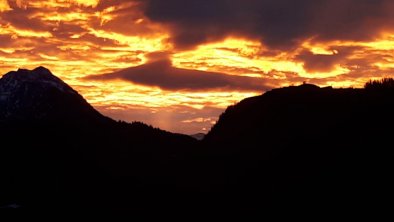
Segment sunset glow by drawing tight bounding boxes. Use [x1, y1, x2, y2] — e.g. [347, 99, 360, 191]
[1, 0, 394, 133]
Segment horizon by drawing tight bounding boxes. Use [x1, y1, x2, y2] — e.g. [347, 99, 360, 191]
[1, 0, 394, 133]
[1, 65, 379, 135]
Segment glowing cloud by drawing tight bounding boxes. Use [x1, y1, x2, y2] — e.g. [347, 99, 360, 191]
[0, 0, 10, 11]
[1, 0, 394, 133]
[71, 0, 99, 7]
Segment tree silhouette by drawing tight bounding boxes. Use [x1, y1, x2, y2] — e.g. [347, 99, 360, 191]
[365, 78, 394, 90]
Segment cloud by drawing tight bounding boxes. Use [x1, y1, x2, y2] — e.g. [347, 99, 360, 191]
[96, 104, 224, 134]
[0, 34, 13, 47]
[2, 0, 394, 135]
[0, 0, 168, 75]
[142, 0, 394, 49]
[296, 50, 350, 73]
[85, 55, 269, 92]
[0, 0, 10, 12]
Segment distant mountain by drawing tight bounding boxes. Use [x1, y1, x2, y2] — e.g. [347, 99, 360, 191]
[190, 133, 205, 140]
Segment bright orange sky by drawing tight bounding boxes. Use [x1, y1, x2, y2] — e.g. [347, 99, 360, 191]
[1, 0, 394, 133]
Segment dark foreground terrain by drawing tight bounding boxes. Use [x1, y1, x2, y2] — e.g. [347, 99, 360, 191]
[0, 67, 393, 214]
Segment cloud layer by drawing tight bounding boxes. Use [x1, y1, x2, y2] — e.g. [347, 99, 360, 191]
[1, 0, 394, 133]
[143, 0, 394, 49]
[87, 58, 269, 92]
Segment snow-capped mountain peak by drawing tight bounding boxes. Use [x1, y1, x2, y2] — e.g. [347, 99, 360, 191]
[0, 67, 99, 122]
[0, 66, 76, 95]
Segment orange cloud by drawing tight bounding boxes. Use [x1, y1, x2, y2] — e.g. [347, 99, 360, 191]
[0, 0, 10, 11]
[1, 0, 394, 133]
[71, 0, 99, 7]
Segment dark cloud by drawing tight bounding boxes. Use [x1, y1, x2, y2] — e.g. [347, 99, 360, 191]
[142, 0, 394, 49]
[51, 22, 87, 39]
[0, 35, 13, 47]
[296, 50, 350, 72]
[85, 58, 269, 92]
[0, 7, 53, 32]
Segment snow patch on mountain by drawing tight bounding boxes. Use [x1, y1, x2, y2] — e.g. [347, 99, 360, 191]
[0, 67, 82, 120]
[0, 66, 76, 96]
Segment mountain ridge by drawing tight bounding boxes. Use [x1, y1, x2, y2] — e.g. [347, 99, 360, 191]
[0, 66, 107, 124]
[1, 67, 393, 214]
[0, 67, 198, 211]
[201, 80, 394, 212]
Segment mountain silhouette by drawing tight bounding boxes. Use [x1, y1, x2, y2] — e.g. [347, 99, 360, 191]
[0, 66, 108, 124]
[0, 67, 393, 215]
[202, 82, 394, 213]
[0, 67, 197, 211]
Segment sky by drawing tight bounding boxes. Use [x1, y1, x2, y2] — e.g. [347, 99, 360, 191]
[1, 0, 394, 134]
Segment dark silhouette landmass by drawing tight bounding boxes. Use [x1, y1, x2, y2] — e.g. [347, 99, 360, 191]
[0, 67, 197, 211]
[0, 68, 393, 214]
[203, 81, 394, 213]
